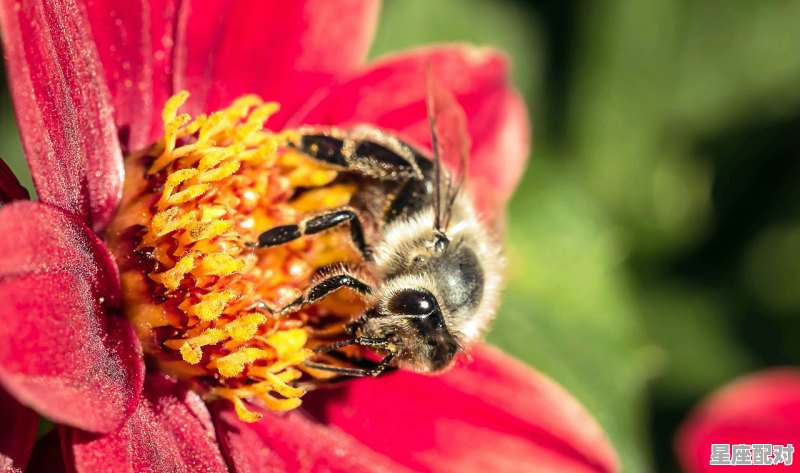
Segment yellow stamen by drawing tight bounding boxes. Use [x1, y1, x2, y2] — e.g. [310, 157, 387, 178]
[189, 289, 239, 322]
[216, 347, 271, 378]
[150, 252, 197, 292]
[224, 313, 267, 342]
[168, 328, 229, 364]
[261, 372, 306, 398]
[197, 253, 245, 277]
[266, 328, 308, 359]
[165, 183, 210, 206]
[229, 395, 263, 423]
[180, 220, 233, 245]
[150, 207, 199, 238]
[259, 393, 303, 412]
[248, 349, 315, 377]
[108, 90, 365, 422]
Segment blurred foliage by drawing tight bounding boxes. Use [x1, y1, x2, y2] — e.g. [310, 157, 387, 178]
[3, 1, 800, 472]
[0, 73, 27, 193]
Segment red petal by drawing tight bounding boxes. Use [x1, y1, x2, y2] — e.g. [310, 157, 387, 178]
[212, 402, 411, 473]
[0, 0, 124, 231]
[174, 0, 379, 126]
[64, 373, 228, 473]
[676, 369, 800, 473]
[0, 157, 29, 203]
[0, 201, 144, 433]
[82, 0, 180, 153]
[0, 387, 38, 472]
[302, 344, 619, 473]
[25, 431, 67, 473]
[296, 45, 531, 218]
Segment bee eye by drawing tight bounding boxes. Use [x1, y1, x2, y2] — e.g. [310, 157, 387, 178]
[387, 289, 438, 316]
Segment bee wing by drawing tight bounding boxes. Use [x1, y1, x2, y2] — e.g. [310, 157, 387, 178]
[426, 68, 471, 230]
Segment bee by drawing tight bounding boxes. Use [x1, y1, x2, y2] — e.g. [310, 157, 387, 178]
[253, 78, 504, 376]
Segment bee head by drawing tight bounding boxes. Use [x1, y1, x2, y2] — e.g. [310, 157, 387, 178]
[357, 231, 486, 372]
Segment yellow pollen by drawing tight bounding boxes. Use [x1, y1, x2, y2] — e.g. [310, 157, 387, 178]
[165, 183, 210, 206]
[172, 328, 229, 364]
[108, 90, 364, 422]
[267, 328, 309, 359]
[180, 220, 233, 245]
[197, 253, 245, 277]
[216, 348, 271, 378]
[150, 207, 199, 238]
[190, 289, 238, 322]
[230, 396, 264, 423]
[151, 252, 197, 292]
[224, 313, 267, 341]
[198, 159, 241, 183]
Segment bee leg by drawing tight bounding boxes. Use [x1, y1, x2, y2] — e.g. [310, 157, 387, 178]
[367, 352, 396, 377]
[293, 127, 424, 181]
[344, 313, 369, 335]
[276, 271, 373, 316]
[313, 337, 387, 354]
[303, 352, 396, 378]
[253, 207, 371, 260]
[302, 362, 372, 377]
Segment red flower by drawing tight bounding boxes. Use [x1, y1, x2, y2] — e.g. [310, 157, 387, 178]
[676, 369, 800, 472]
[0, 0, 619, 472]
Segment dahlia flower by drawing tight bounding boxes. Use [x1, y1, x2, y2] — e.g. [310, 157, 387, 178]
[677, 369, 800, 473]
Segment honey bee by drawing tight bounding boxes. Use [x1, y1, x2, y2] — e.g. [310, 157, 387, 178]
[252, 78, 504, 376]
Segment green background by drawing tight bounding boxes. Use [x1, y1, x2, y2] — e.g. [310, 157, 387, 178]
[4, 1, 800, 471]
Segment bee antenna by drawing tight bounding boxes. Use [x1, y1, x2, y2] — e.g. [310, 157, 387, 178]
[443, 184, 460, 230]
[426, 64, 444, 233]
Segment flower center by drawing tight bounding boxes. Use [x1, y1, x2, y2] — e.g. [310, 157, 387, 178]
[107, 92, 364, 422]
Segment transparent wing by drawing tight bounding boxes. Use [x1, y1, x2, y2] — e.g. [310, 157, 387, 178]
[425, 67, 471, 230]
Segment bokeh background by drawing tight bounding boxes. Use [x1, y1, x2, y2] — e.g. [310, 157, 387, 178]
[3, 1, 799, 471]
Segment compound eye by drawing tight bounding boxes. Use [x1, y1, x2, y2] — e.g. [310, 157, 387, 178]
[387, 289, 438, 316]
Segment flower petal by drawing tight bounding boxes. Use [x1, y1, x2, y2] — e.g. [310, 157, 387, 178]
[0, 387, 38, 472]
[0, 0, 124, 231]
[0, 157, 29, 203]
[302, 344, 619, 473]
[174, 0, 380, 125]
[676, 369, 800, 473]
[296, 45, 531, 218]
[63, 373, 228, 473]
[25, 431, 67, 473]
[82, 0, 180, 153]
[212, 402, 411, 473]
[0, 201, 144, 433]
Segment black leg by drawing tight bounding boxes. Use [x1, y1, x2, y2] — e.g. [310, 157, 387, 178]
[254, 208, 371, 260]
[292, 126, 424, 181]
[369, 352, 395, 376]
[304, 352, 396, 378]
[276, 271, 373, 316]
[305, 210, 369, 258]
[303, 362, 373, 377]
[294, 134, 349, 167]
[253, 225, 300, 247]
[313, 337, 388, 354]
